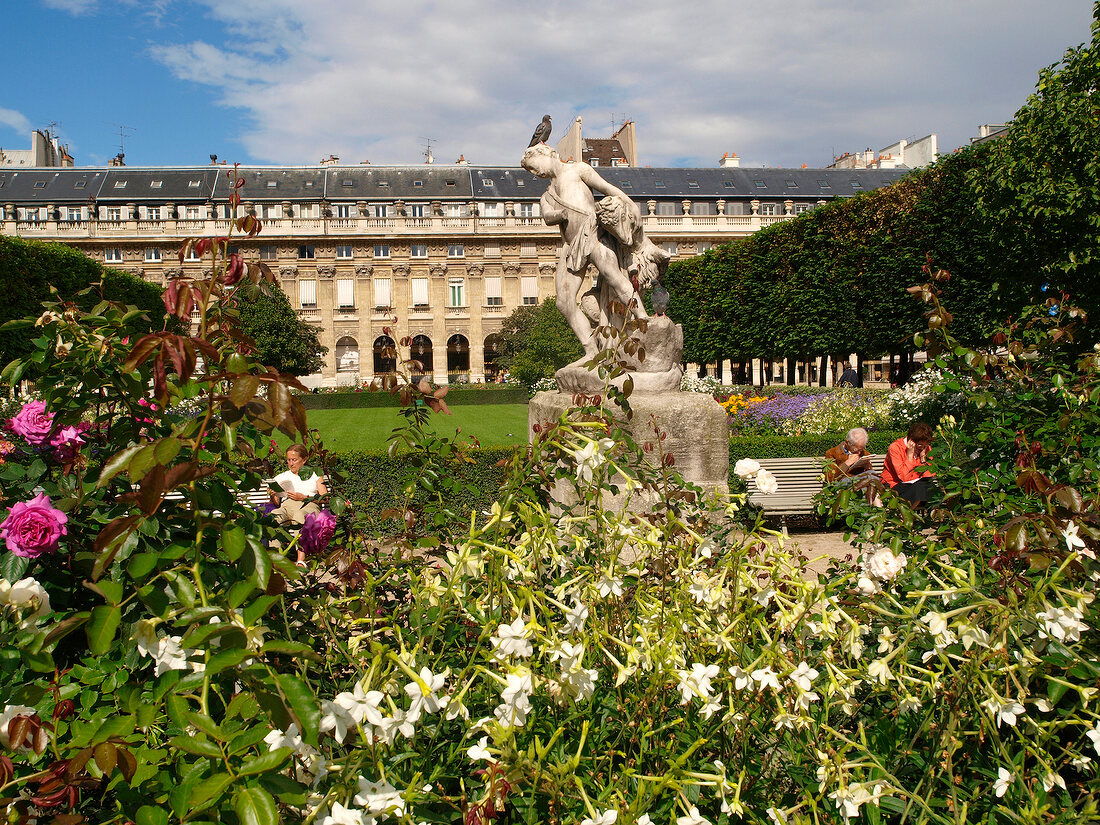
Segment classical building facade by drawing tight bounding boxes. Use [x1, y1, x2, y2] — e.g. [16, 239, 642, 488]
[0, 160, 906, 386]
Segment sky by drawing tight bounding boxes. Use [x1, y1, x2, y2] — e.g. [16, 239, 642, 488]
[2, 0, 1095, 170]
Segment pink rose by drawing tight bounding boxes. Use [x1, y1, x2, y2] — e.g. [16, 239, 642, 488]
[50, 424, 88, 462]
[8, 402, 54, 447]
[300, 510, 336, 557]
[1, 494, 69, 558]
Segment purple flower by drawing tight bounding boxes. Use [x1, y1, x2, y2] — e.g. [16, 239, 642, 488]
[300, 510, 336, 557]
[8, 402, 54, 447]
[1, 493, 69, 558]
[50, 423, 88, 462]
[735, 394, 817, 431]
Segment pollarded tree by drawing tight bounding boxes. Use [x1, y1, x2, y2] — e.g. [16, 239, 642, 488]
[972, 4, 1100, 335]
[233, 282, 327, 376]
[496, 297, 584, 387]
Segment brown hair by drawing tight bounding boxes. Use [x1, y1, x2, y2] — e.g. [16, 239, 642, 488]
[286, 444, 308, 460]
[907, 422, 934, 443]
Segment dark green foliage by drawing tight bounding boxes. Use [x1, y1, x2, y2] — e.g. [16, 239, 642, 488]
[235, 283, 326, 376]
[0, 235, 166, 366]
[496, 298, 584, 387]
[666, 14, 1100, 359]
[729, 431, 904, 462]
[328, 447, 517, 535]
[299, 386, 529, 409]
[971, 8, 1100, 334]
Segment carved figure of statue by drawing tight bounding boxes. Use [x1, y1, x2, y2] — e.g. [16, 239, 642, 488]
[521, 143, 682, 392]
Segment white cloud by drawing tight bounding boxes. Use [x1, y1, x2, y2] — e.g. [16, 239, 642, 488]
[143, 0, 1095, 167]
[0, 107, 32, 134]
[41, 0, 98, 13]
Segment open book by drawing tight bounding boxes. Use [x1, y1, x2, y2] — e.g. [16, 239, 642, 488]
[269, 470, 317, 497]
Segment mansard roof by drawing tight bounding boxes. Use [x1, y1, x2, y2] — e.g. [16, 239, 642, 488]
[0, 163, 910, 203]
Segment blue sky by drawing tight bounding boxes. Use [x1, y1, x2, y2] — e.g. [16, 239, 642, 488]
[3, 0, 1096, 169]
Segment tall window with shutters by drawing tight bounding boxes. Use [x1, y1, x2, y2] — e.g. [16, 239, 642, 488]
[522, 276, 538, 306]
[299, 279, 317, 308]
[337, 279, 355, 309]
[484, 276, 503, 307]
[373, 278, 392, 310]
[411, 277, 429, 309]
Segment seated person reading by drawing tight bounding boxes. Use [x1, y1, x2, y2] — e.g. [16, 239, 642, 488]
[270, 444, 327, 526]
[824, 427, 873, 482]
[881, 422, 935, 505]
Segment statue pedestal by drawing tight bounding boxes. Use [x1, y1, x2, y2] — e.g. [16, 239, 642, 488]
[529, 391, 730, 512]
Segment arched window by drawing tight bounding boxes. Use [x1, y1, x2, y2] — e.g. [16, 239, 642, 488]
[373, 335, 396, 375]
[335, 336, 359, 373]
[447, 334, 470, 383]
[484, 334, 502, 380]
[410, 335, 433, 379]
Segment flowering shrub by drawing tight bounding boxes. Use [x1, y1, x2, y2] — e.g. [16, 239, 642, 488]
[3, 226, 1099, 825]
[781, 388, 896, 436]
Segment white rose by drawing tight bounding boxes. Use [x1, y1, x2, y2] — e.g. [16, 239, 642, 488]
[733, 458, 761, 479]
[755, 468, 778, 495]
[865, 549, 907, 582]
[0, 577, 51, 625]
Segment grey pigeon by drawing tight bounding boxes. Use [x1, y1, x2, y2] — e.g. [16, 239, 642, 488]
[528, 115, 552, 147]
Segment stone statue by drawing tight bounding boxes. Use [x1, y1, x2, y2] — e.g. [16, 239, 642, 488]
[521, 144, 683, 393]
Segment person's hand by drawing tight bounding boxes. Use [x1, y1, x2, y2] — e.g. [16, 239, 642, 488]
[287, 492, 307, 501]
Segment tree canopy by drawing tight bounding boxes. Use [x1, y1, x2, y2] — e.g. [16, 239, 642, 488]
[233, 283, 327, 376]
[0, 235, 167, 367]
[665, 5, 1100, 363]
[496, 298, 584, 387]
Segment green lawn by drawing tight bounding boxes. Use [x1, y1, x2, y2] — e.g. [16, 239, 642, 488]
[279, 403, 530, 452]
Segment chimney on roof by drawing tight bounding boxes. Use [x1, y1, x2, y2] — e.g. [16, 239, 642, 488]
[719, 152, 740, 168]
[109, 152, 125, 167]
[210, 154, 218, 164]
[455, 155, 468, 165]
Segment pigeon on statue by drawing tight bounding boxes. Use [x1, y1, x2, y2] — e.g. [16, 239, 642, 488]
[528, 115, 552, 147]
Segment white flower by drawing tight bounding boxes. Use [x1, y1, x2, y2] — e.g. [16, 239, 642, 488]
[856, 576, 880, 596]
[1041, 770, 1066, 793]
[697, 538, 715, 559]
[321, 802, 366, 825]
[404, 667, 448, 718]
[993, 767, 1012, 798]
[333, 682, 387, 729]
[1063, 521, 1093, 557]
[265, 724, 304, 753]
[921, 611, 950, 638]
[466, 735, 495, 763]
[320, 699, 355, 743]
[788, 661, 818, 692]
[983, 699, 1025, 728]
[150, 635, 190, 676]
[494, 669, 533, 728]
[491, 616, 532, 659]
[733, 458, 761, 479]
[571, 437, 615, 484]
[675, 806, 711, 825]
[1037, 604, 1088, 643]
[548, 641, 585, 672]
[676, 663, 720, 704]
[596, 574, 624, 598]
[868, 659, 892, 685]
[959, 623, 990, 650]
[1086, 720, 1100, 755]
[0, 705, 37, 751]
[564, 599, 589, 633]
[755, 468, 779, 495]
[1032, 698, 1052, 713]
[899, 695, 921, 714]
[864, 547, 907, 582]
[765, 808, 789, 825]
[580, 810, 618, 825]
[751, 666, 780, 692]
[0, 577, 50, 624]
[729, 666, 754, 691]
[877, 627, 896, 653]
[637, 815, 652, 825]
[354, 777, 406, 819]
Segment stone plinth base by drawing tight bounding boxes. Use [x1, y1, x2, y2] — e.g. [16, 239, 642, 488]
[529, 391, 729, 512]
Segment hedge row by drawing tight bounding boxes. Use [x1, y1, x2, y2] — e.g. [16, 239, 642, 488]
[729, 430, 904, 461]
[321, 432, 902, 533]
[300, 386, 529, 409]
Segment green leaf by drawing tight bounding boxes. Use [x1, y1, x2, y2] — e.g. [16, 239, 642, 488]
[87, 605, 122, 655]
[238, 747, 292, 776]
[97, 444, 143, 489]
[235, 786, 279, 825]
[259, 640, 320, 659]
[168, 734, 223, 758]
[222, 524, 247, 562]
[1, 552, 31, 582]
[248, 542, 273, 590]
[21, 646, 55, 673]
[136, 806, 170, 825]
[190, 771, 235, 810]
[126, 552, 158, 579]
[227, 725, 270, 755]
[276, 673, 320, 746]
[205, 647, 253, 677]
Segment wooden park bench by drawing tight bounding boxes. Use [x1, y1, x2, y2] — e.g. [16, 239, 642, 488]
[746, 455, 884, 529]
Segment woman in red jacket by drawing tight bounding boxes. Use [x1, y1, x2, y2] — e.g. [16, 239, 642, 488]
[881, 421, 935, 505]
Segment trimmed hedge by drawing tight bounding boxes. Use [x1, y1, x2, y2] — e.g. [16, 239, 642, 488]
[322, 432, 903, 534]
[326, 446, 520, 532]
[729, 430, 904, 461]
[300, 386, 529, 409]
